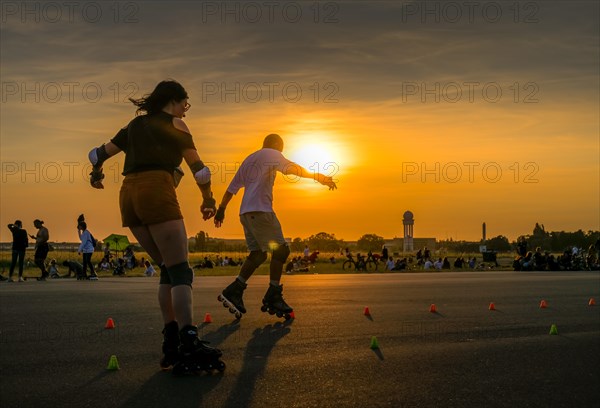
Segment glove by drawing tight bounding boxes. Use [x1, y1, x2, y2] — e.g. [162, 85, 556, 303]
[90, 167, 105, 189]
[214, 206, 226, 226]
[201, 197, 217, 220]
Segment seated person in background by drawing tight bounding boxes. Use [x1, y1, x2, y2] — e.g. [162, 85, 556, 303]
[48, 259, 61, 278]
[392, 258, 404, 271]
[308, 251, 320, 264]
[286, 258, 295, 274]
[329, 256, 336, 264]
[98, 257, 111, 271]
[433, 258, 443, 270]
[113, 258, 125, 276]
[468, 257, 476, 269]
[442, 257, 451, 269]
[386, 257, 395, 271]
[423, 258, 433, 269]
[144, 260, 156, 277]
[453, 257, 464, 268]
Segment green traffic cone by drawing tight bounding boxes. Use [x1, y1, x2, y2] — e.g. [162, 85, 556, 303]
[107, 355, 120, 370]
[370, 336, 379, 349]
[549, 324, 558, 335]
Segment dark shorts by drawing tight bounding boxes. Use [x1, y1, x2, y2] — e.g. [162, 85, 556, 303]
[34, 243, 49, 260]
[119, 170, 183, 227]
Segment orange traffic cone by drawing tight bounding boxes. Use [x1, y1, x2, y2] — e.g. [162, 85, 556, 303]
[105, 318, 115, 329]
[363, 307, 371, 316]
[429, 304, 437, 313]
[589, 298, 596, 306]
[203, 313, 212, 323]
[539, 300, 548, 309]
[488, 302, 496, 311]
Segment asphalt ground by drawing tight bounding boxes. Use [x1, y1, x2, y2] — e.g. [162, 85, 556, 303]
[1, 271, 599, 408]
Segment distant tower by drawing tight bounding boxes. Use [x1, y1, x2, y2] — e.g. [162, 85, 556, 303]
[482, 222, 487, 242]
[403, 211, 414, 252]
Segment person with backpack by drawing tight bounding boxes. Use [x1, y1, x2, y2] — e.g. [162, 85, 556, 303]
[77, 221, 98, 280]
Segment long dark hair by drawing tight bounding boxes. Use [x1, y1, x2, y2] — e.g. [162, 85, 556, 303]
[129, 80, 188, 115]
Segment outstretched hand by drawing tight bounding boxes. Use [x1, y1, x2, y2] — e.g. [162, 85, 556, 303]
[318, 174, 337, 190]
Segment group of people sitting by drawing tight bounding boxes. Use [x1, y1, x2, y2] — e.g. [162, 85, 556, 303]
[514, 245, 600, 271]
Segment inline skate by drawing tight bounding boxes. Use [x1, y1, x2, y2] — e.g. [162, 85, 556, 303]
[261, 284, 293, 320]
[217, 279, 247, 319]
[159, 321, 179, 370]
[172, 325, 225, 375]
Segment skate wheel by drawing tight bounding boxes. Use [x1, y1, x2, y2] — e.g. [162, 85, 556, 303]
[234, 311, 242, 319]
[284, 313, 291, 320]
[229, 307, 235, 313]
[216, 361, 226, 372]
[276, 311, 283, 318]
[217, 294, 223, 302]
[268, 310, 275, 315]
[260, 305, 267, 312]
[222, 301, 229, 308]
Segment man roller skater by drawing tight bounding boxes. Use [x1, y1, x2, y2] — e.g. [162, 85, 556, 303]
[214, 133, 337, 319]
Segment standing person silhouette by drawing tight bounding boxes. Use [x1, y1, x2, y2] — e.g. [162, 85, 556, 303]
[6, 220, 28, 282]
[30, 219, 49, 281]
[214, 133, 337, 319]
[86, 80, 223, 374]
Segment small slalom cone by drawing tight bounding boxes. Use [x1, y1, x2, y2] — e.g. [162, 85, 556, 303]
[488, 302, 496, 311]
[107, 355, 120, 370]
[539, 300, 548, 309]
[289, 311, 296, 319]
[105, 318, 115, 329]
[549, 324, 558, 335]
[203, 313, 212, 324]
[370, 336, 379, 349]
[589, 298, 596, 306]
[363, 307, 371, 316]
[429, 304, 437, 313]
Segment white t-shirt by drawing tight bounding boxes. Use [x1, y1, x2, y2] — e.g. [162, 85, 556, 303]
[227, 148, 294, 214]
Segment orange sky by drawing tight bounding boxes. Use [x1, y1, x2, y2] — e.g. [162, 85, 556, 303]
[1, 1, 598, 243]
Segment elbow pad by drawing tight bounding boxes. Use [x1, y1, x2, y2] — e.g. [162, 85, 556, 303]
[191, 161, 211, 185]
[89, 145, 109, 168]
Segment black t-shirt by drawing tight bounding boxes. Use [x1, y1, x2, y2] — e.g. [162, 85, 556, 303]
[8, 226, 28, 251]
[111, 111, 196, 175]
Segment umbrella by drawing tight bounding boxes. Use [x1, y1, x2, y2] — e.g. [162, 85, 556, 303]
[103, 234, 131, 252]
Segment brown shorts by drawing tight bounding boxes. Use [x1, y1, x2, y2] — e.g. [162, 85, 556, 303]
[119, 170, 183, 227]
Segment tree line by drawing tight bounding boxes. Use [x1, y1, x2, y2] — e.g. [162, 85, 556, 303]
[191, 224, 599, 254]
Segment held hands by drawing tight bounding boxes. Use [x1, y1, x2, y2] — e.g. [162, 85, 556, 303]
[214, 206, 226, 228]
[89, 167, 105, 189]
[201, 197, 217, 221]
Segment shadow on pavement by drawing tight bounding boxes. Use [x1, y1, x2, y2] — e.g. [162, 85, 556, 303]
[116, 322, 242, 408]
[117, 370, 223, 408]
[223, 320, 293, 407]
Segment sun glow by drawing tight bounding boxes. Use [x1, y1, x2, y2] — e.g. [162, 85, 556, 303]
[287, 134, 346, 177]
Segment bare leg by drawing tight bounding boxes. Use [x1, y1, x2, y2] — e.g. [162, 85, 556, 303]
[147, 220, 193, 327]
[130, 225, 175, 323]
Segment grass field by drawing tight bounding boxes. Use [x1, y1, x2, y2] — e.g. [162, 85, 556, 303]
[0, 248, 517, 279]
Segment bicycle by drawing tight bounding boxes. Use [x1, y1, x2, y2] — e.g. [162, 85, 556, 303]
[342, 253, 378, 271]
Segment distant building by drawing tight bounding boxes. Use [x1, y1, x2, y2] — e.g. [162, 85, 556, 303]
[403, 211, 415, 252]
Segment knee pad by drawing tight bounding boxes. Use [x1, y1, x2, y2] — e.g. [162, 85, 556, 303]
[159, 264, 171, 285]
[246, 250, 268, 268]
[272, 244, 290, 263]
[167, 262, 193, 287]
